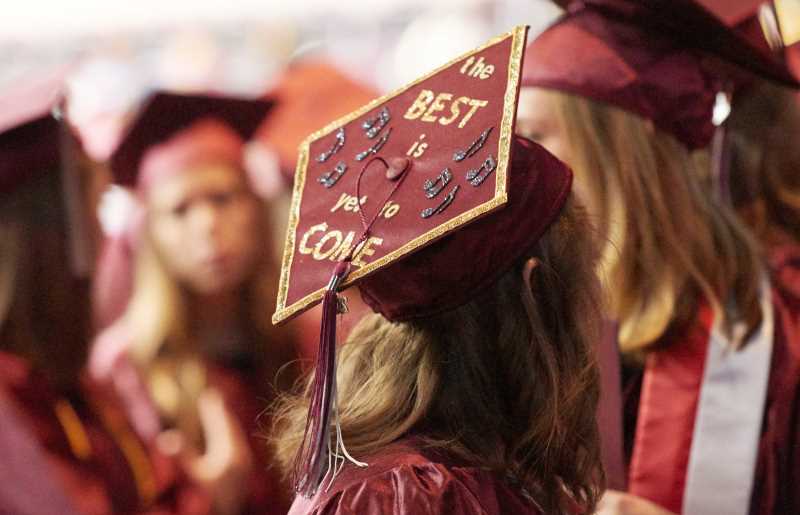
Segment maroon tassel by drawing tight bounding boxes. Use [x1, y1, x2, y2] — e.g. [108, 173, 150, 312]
[292, 157, 408, 496]
[293, 261, 351, 497]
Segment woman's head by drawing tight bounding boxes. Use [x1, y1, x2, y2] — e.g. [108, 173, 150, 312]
[145, 159, 264, 296]
[517, 86, 763, 351]
[117, 113, 287, 365]
[273, 198, 605, 514]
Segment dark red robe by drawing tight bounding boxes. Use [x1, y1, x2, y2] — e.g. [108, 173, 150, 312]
[90, 325, 294, 515]
[622, 241, 800, 514]
[0, 351, 211, 515]
[287, 438, 545, 515]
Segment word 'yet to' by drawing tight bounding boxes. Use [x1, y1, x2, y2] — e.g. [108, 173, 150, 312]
[329, 193, 400, 219]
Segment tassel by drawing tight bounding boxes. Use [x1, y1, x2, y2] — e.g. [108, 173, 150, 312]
[293, 156, 408, 496]
[293, 261, 363, 497]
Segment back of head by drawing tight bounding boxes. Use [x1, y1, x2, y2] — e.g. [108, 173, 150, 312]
[273, 197, 605, 514]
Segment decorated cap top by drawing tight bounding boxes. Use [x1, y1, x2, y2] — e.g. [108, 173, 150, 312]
[274, 25, 576, 325]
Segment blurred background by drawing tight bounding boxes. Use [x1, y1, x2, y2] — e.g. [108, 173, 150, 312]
[2, 0, 565, 233]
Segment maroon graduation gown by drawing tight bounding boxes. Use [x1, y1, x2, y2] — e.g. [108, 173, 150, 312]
[623, 241, 800, 514]
[90, 325, 294, 515]
[287, 438, 546, 515]
[0, 351, 211, 515]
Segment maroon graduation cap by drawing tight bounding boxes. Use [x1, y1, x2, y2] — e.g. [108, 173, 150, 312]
[522, 0, 799, 149]
[109, 91, 274, 188]
[0, 71, 66, 195]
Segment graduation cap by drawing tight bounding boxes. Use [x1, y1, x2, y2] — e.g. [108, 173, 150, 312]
[522, 0, 800, 149]
[272, 26, 579, 496]
[0, 71, 65, 195]
[109, 91, 274, 189]
[0, 67, 94, 278]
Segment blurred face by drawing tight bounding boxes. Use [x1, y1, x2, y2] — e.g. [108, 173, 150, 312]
[516, 87, 600, 219]
[516, 87, 571, 164]
[147, 163, 262, 295]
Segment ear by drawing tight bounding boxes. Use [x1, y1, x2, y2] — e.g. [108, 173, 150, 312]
[520, 257, 541, 319]
[524, 257, 540, 275]
[523, 258, 541, 290]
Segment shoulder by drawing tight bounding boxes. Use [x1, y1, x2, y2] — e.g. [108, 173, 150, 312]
[294, 443, 540, 515]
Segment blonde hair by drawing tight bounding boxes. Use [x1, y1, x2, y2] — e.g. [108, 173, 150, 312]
[273, 199, 605, 514]
[535, 89, 763, 352]
[122, 193, 293, 439]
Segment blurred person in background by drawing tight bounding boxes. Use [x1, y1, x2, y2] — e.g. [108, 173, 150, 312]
[519, 0, 800, 513]
[90, 92, 298, 515]
[0, 72, 211, 515]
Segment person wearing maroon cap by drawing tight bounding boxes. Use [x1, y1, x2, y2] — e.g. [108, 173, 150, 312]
[520, 1, 800, 514]
[269, 27, 605, 514]
[0, 73, 213, 515]
[89, 91, 298, 515]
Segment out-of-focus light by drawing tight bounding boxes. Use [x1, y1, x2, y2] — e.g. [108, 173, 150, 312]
[389, 11, 491, 89]
[66, 58, 150, 161]
[156, 28, 221, 92]
[98, 185, 138, 237]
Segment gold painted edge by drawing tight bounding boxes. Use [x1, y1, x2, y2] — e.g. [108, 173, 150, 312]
[273, 25, 528, 325]
[273, 141, 309, 323]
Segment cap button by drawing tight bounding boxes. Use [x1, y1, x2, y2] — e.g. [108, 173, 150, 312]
[386, 157, 411, 181]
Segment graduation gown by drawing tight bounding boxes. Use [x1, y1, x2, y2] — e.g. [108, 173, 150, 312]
[622, 241, 800, 514]
[90, 324, 294, 515]
[0, 387, 81, 515]
[287, 438, 544, 515]
[0, 351, 211, 515]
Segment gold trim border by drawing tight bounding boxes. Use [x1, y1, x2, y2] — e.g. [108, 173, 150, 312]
[273, 25, 529, 325]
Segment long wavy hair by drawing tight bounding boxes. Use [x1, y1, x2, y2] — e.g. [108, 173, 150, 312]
[120, 186, 295, 443]
[727, 79, 800, 247]
[272, 199, 606, 514]
[525, 89, 764, 353]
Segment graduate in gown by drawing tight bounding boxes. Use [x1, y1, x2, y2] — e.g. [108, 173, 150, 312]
[519, 1, 800, 513]
[90, 92, 298, 515]
[0, 73, 210, 515]
[269, 27, 605, 514]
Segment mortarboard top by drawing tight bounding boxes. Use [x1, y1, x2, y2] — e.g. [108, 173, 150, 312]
[272, 25, 570, 325]
[109, 91, 274, 187]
